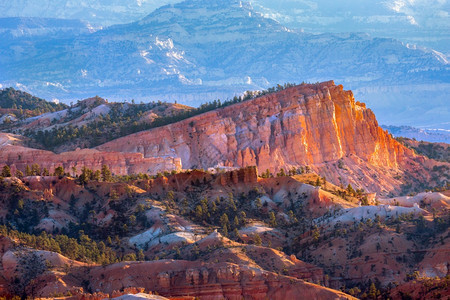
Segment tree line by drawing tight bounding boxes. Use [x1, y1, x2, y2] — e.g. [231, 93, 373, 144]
[23, 82, 297, 150]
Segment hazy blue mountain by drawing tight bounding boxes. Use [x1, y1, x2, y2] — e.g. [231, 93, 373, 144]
[1, 0, 448, 55]
[0, 0, 171, 26]
[253, 0, 450, 56]
[0, 0, 448, 129]
[382, 125, 450, 144]
[0, 17, 97, 38]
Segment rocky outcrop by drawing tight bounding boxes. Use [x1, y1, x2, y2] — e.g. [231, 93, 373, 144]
[0, 133, 181, 175]
[84, 260, 355, 300]
[1, 81, 440, 193]
[97, 81, 427, 194]
[217, 166, 258, 186]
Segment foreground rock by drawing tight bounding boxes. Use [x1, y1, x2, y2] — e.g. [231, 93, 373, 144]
[84, 260, 355, 300]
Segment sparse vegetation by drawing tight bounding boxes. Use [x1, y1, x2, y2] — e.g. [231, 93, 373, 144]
[0, 87, 68, 119]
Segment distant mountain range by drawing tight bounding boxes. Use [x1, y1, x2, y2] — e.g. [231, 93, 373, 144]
[2, 0, 449, 56]
[382, 125, 450, 144]
[0, 0, 167, 26]
[253, 0, 450, 56]
[0, 0, 449, 129]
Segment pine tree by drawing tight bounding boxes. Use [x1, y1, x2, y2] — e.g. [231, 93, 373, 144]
[195, 205, 203, 221]
[312, 226, 320, 244]
[227, 193, 237, 212]
[315, 177, 321, 187]
[72, 166, 77, 177]
[254, 234, 262, 246]
[54, 166, 65, 177]
[255, 198, 262, 209]
[79, 167, 92, 185]
[31, 163, 41, 176]
[13, 251, 47, 298]
[101, 164, 112, 182]
[92, 170, 101, 181]
[277, 168, 286, 177]
[367, 282, 380, 299]
[1, 165, 11, 177]
[15, 170, 23, 179]
[220, 213, 229, 234]
[233, 215, 240, 228]
[269, 211, 277, 227]
[109, 189, 119, 202]
[200, 197, 209, 217]
[239, 211, 247, 226]
[347, 184, 355, 196]
[25, 165, 32, 176]
[137, 249, 145, 261]
[42, 168, 50, 176]
[233, 228, 240, 240]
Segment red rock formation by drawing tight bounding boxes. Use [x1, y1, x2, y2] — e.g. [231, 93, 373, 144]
[1, 82, 439, 194]
[217, 166, 258, 186]
[0, 133, 181, 175]
[96, 81, 428, 194]
[83, 260, 355, 300]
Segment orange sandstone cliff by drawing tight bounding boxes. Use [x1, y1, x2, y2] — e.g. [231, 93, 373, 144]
[97, 81, 431, 194]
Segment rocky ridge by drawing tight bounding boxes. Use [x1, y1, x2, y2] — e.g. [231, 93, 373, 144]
[98, 81, 443, 194]
[1, 81, 447, 194]
[0, 133, 181, 175]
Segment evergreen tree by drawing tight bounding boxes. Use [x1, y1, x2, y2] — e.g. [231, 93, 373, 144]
[195, 205, 203, 221]
[25, 165, 32, 176]
[12, 251, 47, 299]
[15, 170, 24, 179]
[72, 166, 77, 177]
[92, 170, 101, 181]
[137, 249, 145, 261]
[269, 211, 277, 227]
[42, 168, 50, 176]
[79, 167, 92, 185]
[220, 213, 230, 235]
[255, 198, 262, 209]
[54, 166, 65, 177]
[312, 226, 320, 244]
[239, 211, 247, 226]
[277, 168, 286, 177]
[315, 177, 321, 187]
[347, 184, 355, 196]
[254, 233, 262, 246]
[233, 215, 240, 228]
[233, 228, 240, 240]
[227, 193, 237, 212]
[101, 164, 112, 182]
[262, 169, 270, 178]
[1, 165, 11, 177]
[367, 282, 380, 299]
[31, 163, 41, 176]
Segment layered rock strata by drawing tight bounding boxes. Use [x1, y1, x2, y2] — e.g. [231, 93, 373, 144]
[0, 133, 181, 175]
[97, 81, 426, 193]
[84, 260, 355, 300]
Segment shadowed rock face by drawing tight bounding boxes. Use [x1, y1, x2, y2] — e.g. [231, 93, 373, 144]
[83, 260, 355, 300]
[0, 133, 182, 175]
[97, 81, 430, 194]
